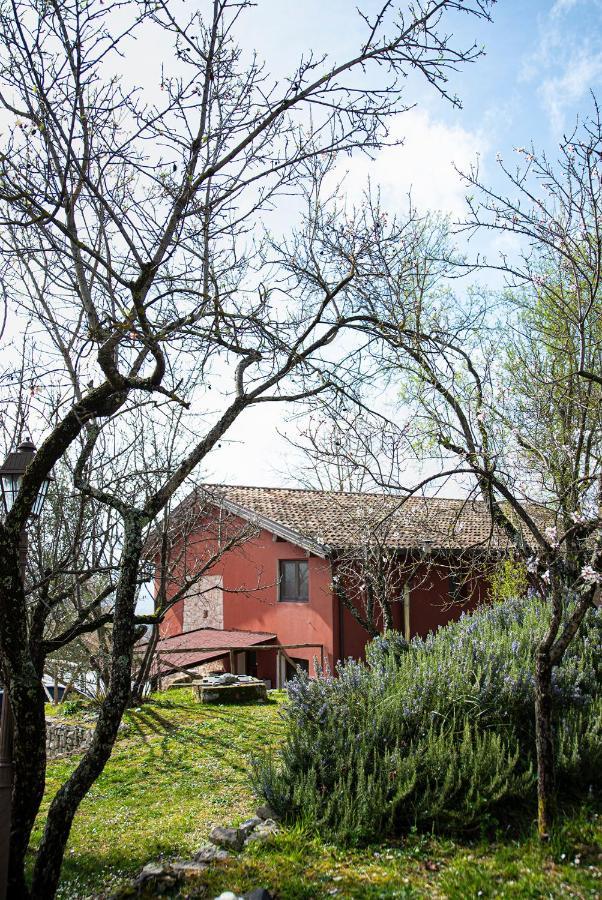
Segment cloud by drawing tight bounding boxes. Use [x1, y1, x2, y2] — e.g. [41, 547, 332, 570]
[540, 51, 602, 132]
[522, 0, 602, 133]
[332, 109, 487, 220]
[550, 0, 581, 15]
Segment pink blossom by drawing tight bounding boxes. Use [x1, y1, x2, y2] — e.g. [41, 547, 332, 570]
[580, 565, 602, 585]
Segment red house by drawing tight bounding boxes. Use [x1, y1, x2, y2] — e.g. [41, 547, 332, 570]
[155, 485, 503, 686]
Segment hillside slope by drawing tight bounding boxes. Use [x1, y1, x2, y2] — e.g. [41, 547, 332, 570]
[36, 690, 602, 899]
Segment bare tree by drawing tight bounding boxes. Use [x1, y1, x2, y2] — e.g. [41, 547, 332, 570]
[331, 510, 408, 637]
[283, 402, 500, 639]
[0, 1, 495, 895]
[279, 400, 412, 492]
[341, 110, 602, 837]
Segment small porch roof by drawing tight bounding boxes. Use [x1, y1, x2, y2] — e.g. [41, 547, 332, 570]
[152, 627, 277, 674]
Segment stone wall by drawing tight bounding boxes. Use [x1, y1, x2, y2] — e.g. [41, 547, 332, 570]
[182, 575, 224, 631]
[46, 720, 93, 759]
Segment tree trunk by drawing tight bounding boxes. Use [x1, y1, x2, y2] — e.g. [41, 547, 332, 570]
[0, 694, 13, 900]
[30, 515, 145, 899]
[380, 596, 394, 632]
[131, 624, 158, 704]
[0, 530, 47, 900]
[8, 674, 47, 900]
[535, 648, 556, 839]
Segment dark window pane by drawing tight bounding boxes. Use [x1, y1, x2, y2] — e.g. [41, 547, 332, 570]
[279, 560, 309, 601]
[247, 650, 258, 677]
[297, 561, 308, 599]
[282, 561, 296, 599]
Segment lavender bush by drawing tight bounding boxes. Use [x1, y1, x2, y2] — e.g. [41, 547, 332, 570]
[252, 595, 602, 842]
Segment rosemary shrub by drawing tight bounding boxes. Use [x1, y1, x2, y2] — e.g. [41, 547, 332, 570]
[252, 595, 602, 843]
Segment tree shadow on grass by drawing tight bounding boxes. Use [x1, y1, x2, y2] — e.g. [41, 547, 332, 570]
[120, 703, 281, 780]
[128, 700, 280, 739]
[127, 706, 178, 736]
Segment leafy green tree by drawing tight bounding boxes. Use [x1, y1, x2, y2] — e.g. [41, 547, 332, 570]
[489, 557, 528, 604]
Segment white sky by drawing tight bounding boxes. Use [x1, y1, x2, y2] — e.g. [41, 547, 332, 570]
[204, 0, 602, 489]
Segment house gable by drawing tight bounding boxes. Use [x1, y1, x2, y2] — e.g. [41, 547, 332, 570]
[158, 485, 497, 681]
[199, 490, 328, 557]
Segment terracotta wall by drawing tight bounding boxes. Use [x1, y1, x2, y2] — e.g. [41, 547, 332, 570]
[161, 515, 335, 679]
[408, 565, 484, 639]
[220, 529, 334, 677]
[160, 510, 490, 682]
[335, 563, 488, 663]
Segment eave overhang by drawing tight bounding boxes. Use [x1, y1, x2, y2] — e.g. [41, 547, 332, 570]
[200, 490, 330, 559]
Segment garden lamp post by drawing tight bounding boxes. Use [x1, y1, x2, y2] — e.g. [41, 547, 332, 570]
[0, 438, 52, 900]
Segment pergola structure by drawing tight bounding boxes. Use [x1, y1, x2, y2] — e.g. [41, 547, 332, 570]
[151, 638, 325, 690]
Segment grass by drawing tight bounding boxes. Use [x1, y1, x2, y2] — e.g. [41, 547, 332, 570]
[33, 689, 602, 899]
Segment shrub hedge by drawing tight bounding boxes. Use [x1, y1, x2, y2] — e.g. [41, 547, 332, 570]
[252, 595, 602, 843]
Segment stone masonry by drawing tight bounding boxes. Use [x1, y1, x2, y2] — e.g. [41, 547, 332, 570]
[46, 720, 93, 759]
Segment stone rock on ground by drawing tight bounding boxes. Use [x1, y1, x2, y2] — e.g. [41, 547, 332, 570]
[114, 818, 274, 898]
[256, 804, 280, 821]
[131, 862, 180, 895]
[110, 857, 212, 897]
[210, 824, 245, 850]
[239, 816, 262, 838]
[244, 819, 280, 845]
[170, 860, 208, 876]
[194, 843, 230, 863]
[135, 862, 173, 883]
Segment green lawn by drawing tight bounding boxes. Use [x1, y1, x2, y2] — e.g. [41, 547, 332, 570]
[34, 690, 602, 899]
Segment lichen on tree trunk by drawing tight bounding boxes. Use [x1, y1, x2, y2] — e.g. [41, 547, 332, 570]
[535, 650, 556, 839]
[29, 514, 145, 899]
[0, 531, 47, 900]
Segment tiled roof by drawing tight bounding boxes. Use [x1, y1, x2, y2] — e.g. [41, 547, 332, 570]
[153, 627, 276, 674]
[200, 484, 541, 555]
